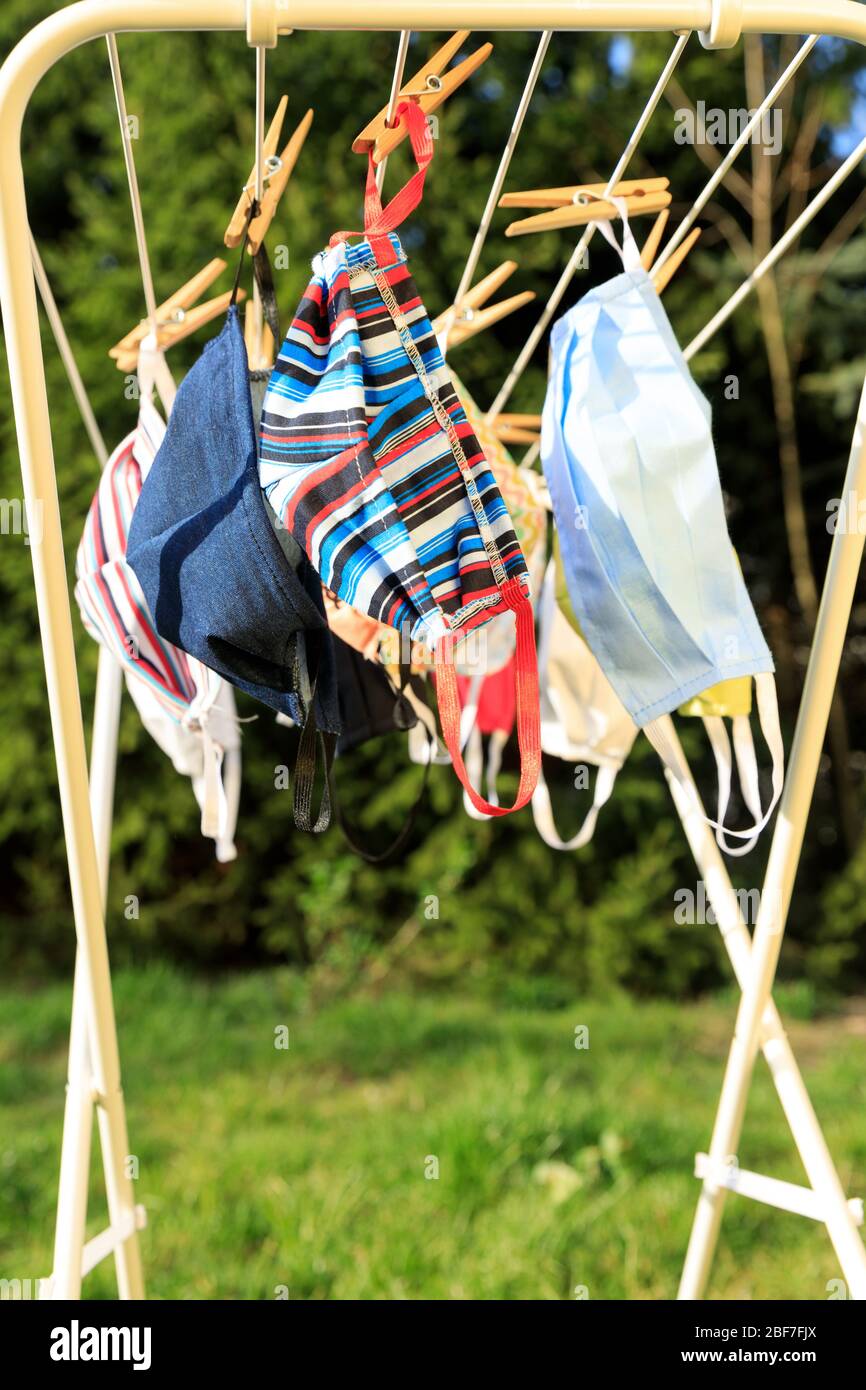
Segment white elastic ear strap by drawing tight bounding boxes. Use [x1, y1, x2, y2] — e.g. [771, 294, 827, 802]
[459, 673, 484, 751]
[708, 717, 761, 856]
[138, 332, 177, 413]
[591, 194, 642, 272]
[732, 713, 763, 821]
[486, 729, 507, 803]
[531, 763, 617, 852]
[703, 714, 733, 837]
[645, 673, 784, 853]
[188, 675, 239, 860]
[529, 556, 619, 849]
[187, 660, 223, 721]
[199, 730, 226, 840]
[461, 725, 510, 823]
[217, 745, 242, 863]
[462, 725, 490, 822]
[406, 689, 450, 765]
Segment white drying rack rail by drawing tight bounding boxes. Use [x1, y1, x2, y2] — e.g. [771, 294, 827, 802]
[1, 0, 866, 1301]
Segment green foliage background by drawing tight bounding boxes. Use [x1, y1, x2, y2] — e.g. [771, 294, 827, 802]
[2, 5, 866, 994]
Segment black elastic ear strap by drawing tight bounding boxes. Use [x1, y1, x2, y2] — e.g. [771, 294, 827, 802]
[230, 198, 281, 348]
[334, 663, 433, 865]
[289, 635, 335, 835]
[252, 242, 281, 349]
[335, 735, 432, 865]
[230, 200, 257, 305]
[292, 691, 335, 834]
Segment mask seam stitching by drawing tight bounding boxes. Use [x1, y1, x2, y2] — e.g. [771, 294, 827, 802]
[352, 255, 509, 590]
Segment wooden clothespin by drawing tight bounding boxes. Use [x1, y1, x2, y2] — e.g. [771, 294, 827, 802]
[489, 408, 541, 448]
[245, 107, 313, 255]
[652, 228, 702, 295]
[503, 178, 672, 238]
[434, 261, 535, 350]
[637, 208, 703, 294]
[492, 423, 540, 446]
[224, 95, 289, 248]
[222, 97, 311, 371]
[109, 259, 245, 372]
[353, 31, 493, 166]
[244, 300, 275, 371]
[495, 412, 542, 431]
[109, 258, 224, 361]
[223, 100, 313, 255]
[499, 177, 671, 210]
[640, 208, 670, 271]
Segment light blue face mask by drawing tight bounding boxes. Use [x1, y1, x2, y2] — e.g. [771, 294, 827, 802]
[542, 202, 783, 854]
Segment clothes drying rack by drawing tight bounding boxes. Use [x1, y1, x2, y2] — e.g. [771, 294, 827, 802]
[2, 0, 866, 1302]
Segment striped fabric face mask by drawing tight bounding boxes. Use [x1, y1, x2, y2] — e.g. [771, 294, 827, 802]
[75, 345, 240, 860]
[260, 101, 540, 818]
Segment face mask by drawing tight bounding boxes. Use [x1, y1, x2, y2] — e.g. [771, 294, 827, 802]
[679, 677, 752, 720]
[412, 626, 521, 799]
[552, 530, 583, 638]
[558, 532, 763, 853]
[332, 636, 416, 756]
[322, 589, 383, 662]
[125, 675, 241, 862]
[558, 535, 755, 723]
[127, 233, 340, 833]
[260, 101, 539, 819]
[542, 202, 783, 854]
[75, 346, 240, 859]
[531, 559, 638, 850]
[320, 590, 447, 770]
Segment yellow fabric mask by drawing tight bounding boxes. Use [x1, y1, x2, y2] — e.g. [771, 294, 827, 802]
[678, 676, 753, 719]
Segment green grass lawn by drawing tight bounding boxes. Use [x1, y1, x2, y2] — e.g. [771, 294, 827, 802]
[1, 964, 864, 1300]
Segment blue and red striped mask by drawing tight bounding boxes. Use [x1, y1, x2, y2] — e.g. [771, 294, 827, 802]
[259, 101, 540, 818]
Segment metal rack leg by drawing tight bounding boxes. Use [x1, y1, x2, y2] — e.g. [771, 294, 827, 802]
[50, 652, 145, 1299]
[658, 719, 866, 1300]
[677, 374, 866, 1300]
[0, 116, 143, 1298]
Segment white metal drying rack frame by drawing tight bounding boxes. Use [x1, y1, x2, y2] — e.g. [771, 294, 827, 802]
[2, 0, 866, 1302]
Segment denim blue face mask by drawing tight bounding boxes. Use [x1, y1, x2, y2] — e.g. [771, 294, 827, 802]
[542, 203, 783, 854]
[127, 234, 340, 832]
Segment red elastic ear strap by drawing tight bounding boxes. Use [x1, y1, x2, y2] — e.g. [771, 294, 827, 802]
[330, 101, 434, 265]
[364, 100, 434, 241]
[435, 579, 541, 817]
